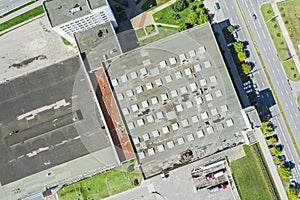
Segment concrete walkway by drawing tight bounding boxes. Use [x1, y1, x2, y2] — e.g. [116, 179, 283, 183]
[131, 0, 176, 30]
[271, 1, 300, 78]
[0, 0, 43, 24]
[254, 129, 288, 200]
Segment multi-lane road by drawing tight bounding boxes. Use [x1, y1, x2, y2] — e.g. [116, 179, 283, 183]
[218, 0, 300, 182]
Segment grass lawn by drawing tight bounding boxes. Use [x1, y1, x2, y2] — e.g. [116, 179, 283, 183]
[231, 145, 274, 200]
[57, 159, 142, 200]
[135, 28, 146, 38]
[141, 0, 170, 11]
[261, 3, 299, 81]
[282, 59, 300, 81]
[61, 37, 71, 45]
[0, 5, 44, 32]
[0, 0, 36, 19]
[138, 26, 177, 46]
[153, 1, 204, 25]
[278, 0, 300, 59]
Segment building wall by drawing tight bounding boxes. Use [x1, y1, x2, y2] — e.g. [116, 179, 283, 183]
[53, 5, 117, 43]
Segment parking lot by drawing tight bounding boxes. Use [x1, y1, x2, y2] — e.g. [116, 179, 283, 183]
[0, 16, 77, 83]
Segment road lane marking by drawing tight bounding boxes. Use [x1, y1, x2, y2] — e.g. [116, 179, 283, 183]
[263, 47, 266, 52]
[262, 31, 266, 39]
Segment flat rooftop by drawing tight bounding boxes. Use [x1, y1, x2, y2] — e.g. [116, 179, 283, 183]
[75, 22, 122, 72]
[0, 57, 118, 187]
[107, 23, 248, 177]
[43, 0, 107, 27]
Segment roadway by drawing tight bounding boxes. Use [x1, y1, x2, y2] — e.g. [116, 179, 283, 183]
[0, 0, 31, 16]
[217, 0, 300, 182]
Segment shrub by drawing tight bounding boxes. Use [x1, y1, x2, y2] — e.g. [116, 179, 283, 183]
[267, 10, 272, 14]
[281, 13, 285, 17]
[178, 23, 187, 32]
[133, 179, 139, 186]
[172, 0, 189, 12]
[127, 164, 135, 172]
[276, 33, 281, 37]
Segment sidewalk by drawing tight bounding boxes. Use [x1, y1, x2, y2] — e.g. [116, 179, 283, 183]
[254, 129, 288, 200]
[271, 1, 300, 78]
[0, 0, 43, 24]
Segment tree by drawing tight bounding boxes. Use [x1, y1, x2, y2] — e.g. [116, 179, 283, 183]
[241, 63, 251, 75]
[195, 8, 209, 24]
[188, 12, 198, 26]
[172, 0, 189, 12]
[227, 25, 235, 33]
[274, 157, 284, 165]
[256, 103, 267, 113]
[178, 23, 187, 32]
[265, 130, 274, 137]
[278, 166, 292, 178]
[270, 146, 282, 156]
[237, 51, 246, 62]
[288, 185, 299, 200]
[269, 137, 277, 145]
[233, 42, 244, 52]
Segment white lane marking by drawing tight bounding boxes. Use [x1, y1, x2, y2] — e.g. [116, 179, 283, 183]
[268, 46, 271, 50]
[277, 68, 280, 73]
[262, 31, 266, 39]
[273, 57, 276, 62]
[257, 34, 261, 40]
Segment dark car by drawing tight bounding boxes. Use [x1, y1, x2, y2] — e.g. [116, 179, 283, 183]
[252, 14, 257, 20]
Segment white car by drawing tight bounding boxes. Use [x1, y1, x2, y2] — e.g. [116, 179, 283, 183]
[243, 81, 251, 86]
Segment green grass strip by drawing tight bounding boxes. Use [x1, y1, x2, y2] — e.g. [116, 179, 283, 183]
[0, 0, 36, 19]
[0, 5, 44, 32]
[231, 145, 274, 200]
[255, 143, 280, 200]
[235, 0, 300, 160]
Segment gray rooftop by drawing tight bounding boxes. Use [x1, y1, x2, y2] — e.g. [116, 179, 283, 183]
[107, 23, 248, 177]
[0, 57, 118, 194]
[43, 0, 108, 27]
[75, 22, 122, 72]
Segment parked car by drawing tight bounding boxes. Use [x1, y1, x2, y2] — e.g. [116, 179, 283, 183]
[214, 2, 220, 10]
[243, 80, 251, 86]
[244, 85, 252, 90]
[256, 90, 260, 97]
[246, 89, 254, 94]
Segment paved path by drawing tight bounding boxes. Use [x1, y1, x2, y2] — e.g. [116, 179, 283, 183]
[131, 0, 176, 30]
[271, 1, 300, 78]
[0, 0, 42, 24]
[254, 129, 288, 200]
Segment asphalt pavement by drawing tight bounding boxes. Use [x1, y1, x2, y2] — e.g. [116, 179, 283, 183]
[0, 0, 31, 16]
[238, 0, 300, 181]
[217, 0, 300, 183]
